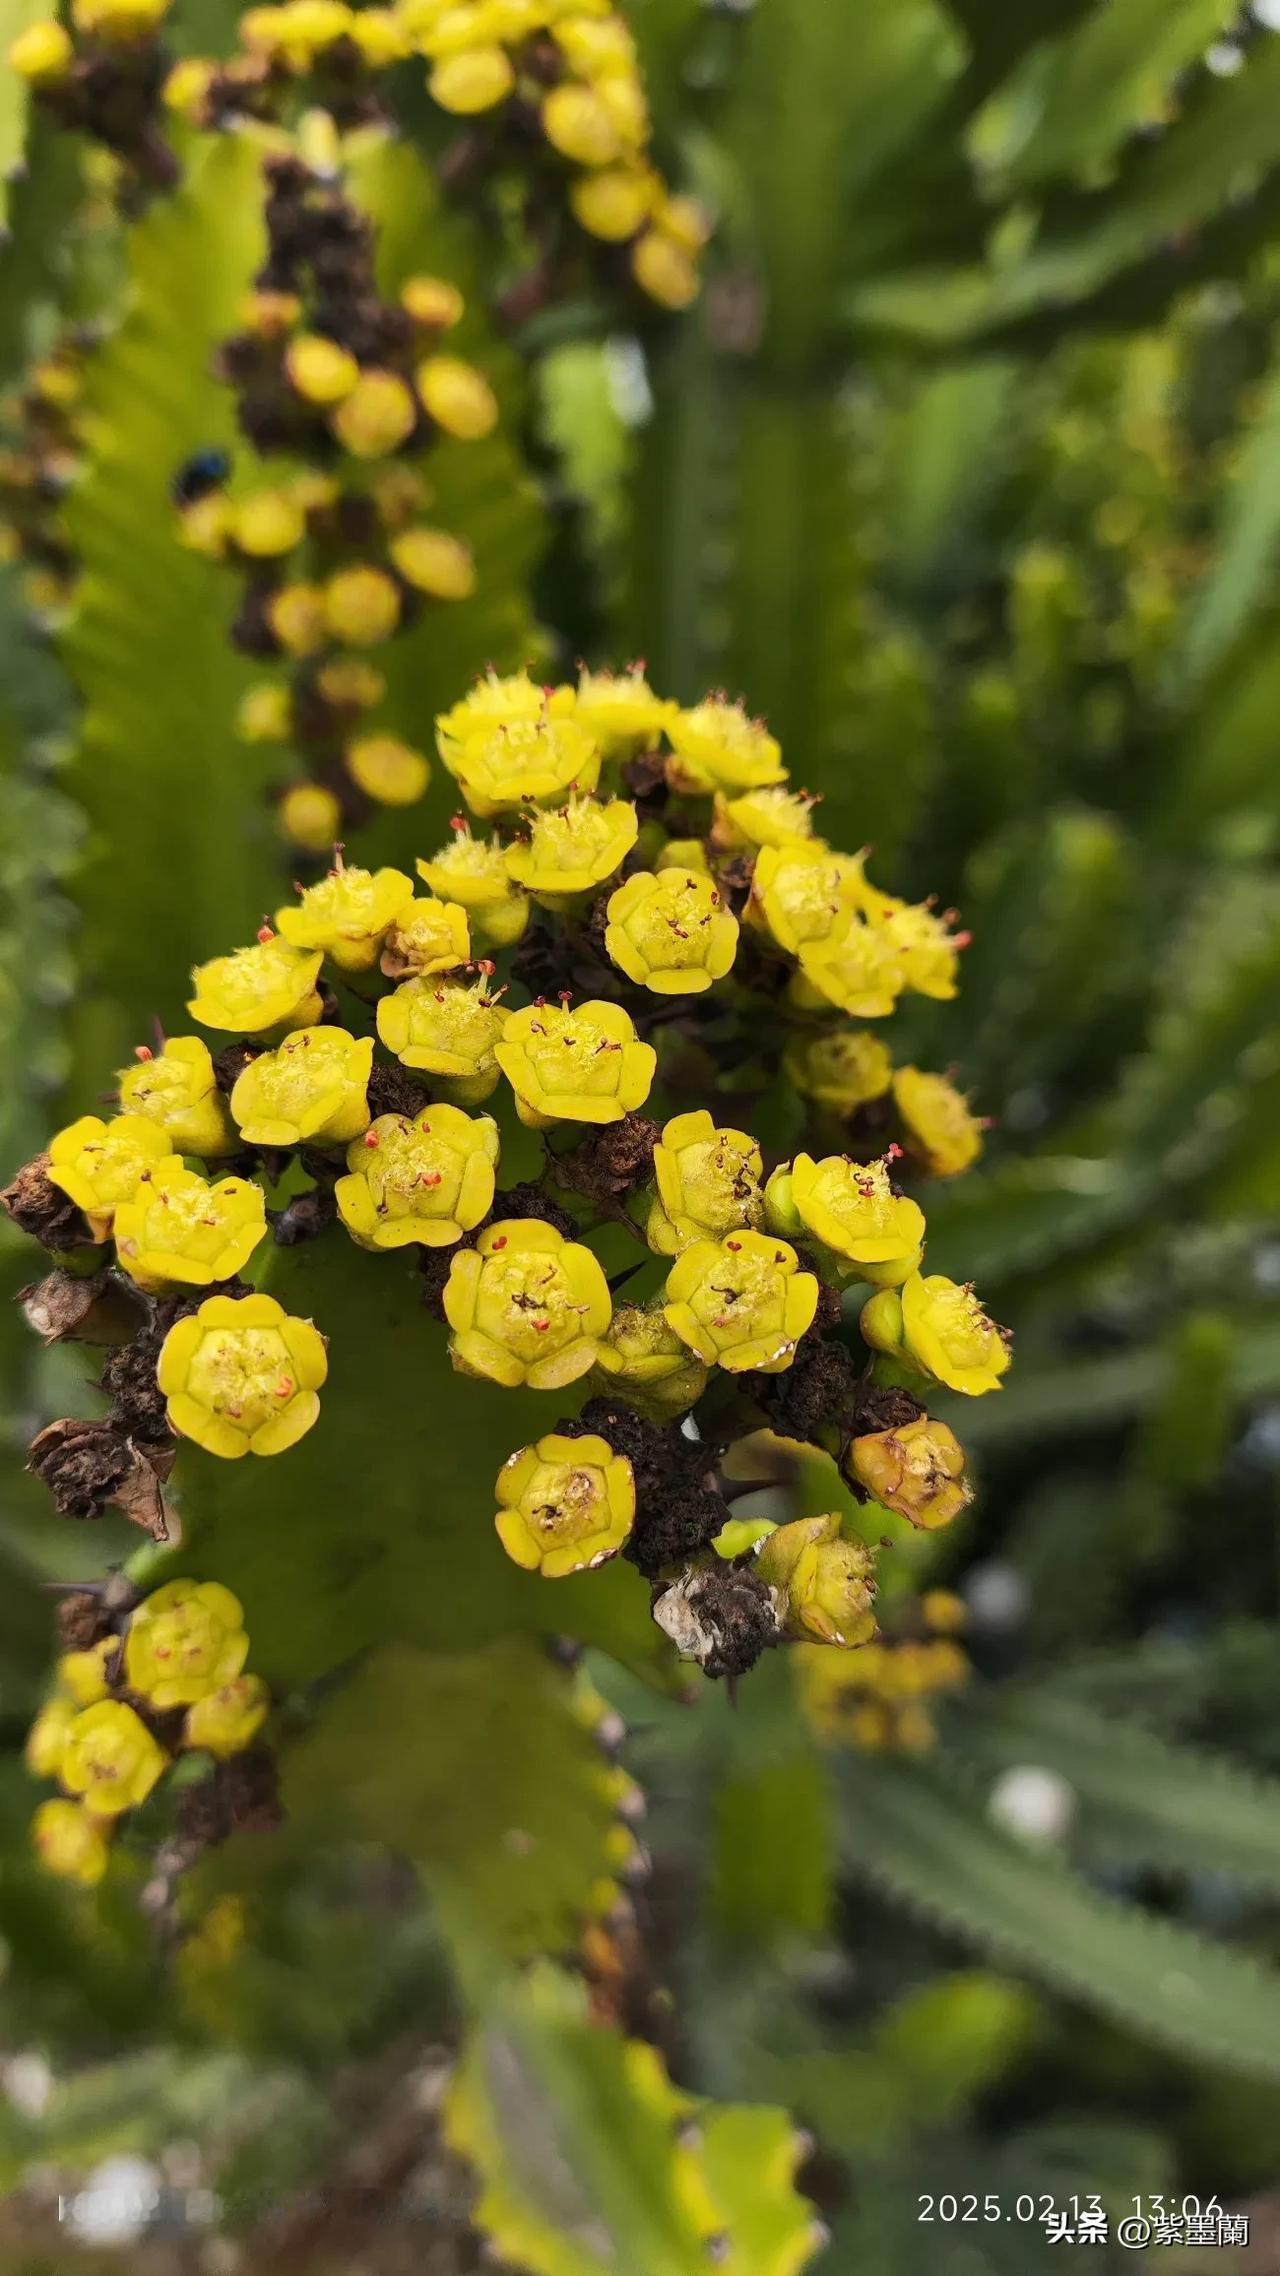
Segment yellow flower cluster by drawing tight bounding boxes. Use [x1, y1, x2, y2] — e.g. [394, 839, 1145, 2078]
[797, 1592, 970, 1753]
[26, 1579, 270, 1888]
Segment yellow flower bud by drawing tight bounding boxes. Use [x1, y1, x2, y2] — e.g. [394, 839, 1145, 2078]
[348, 4, 406, 62]
[279, 782, 344, 854]
[336, 1102, 499, 1249]
[329, 368, 419, 458]
[266, 581, 328, 657]
[417, 827, 528, 947]
[604, 868, 738, 995]
[554, 13, 634, 71]
[783, 1028, 893, 1118]
[324, 563, 401, 646]
[31, 1798, 111, 1886]
[570, 165, 654, 242]
[118, 1035, 238, 1157]
[379, 895, 470, 978]
[647, 1109, 763, 1256]
[316, 656, 385, 710]
[504, 794, 638, 904]
[73, 0, 171, 36]
[9, 19, 73, 80]
[376, 973, 505, 1101]
[444, 1218, 612, 1390]
[401, 274, 465, 330]
[230, 1025, 373, 1147]
[188, 937, 324, 1035]
[755, 1511, 877, 1646]
[846, 1416, 971, 1531]
[663, 1230, 817, 1374]
[790, 916, 906, 1019]
[898, 1271, 1010, 1396]
[713, 785, 817, 855]
[346, 733, 432, 806]
[236, 682, 293, 743]
[158, 1291, 328, 1459]
[26, 1697, 79, 1779]
[656, 837, 709, 874]
[387, 525, 476, 598]
[766, 1152, 925, 1285]
[632, 228, 700, 310]
[59, 1700, 167, 1818]
[232, 489, 306, 557]
[455, 714, 600, 819]
[494, 1431, 635, 1577]
[416, 353, 499, 440]
[46, 1113, 173, 1238]
[429, 43, 514, 112]
[593, 1302, 708, 1418]
[113, 1161, 267, 1290]
[892, 1066, 983, 1179]
[56, 1641, 116, 1706]
[285, 332, 360, 405]
[275, 861, 414, 971]
[183, 1674, 270, 1758]
[496, 998, 656, 1127]
[125, 1579, 249, 1709]
[542, 81, 622, 166]
[239, 287, 303, 337]
[176, 495, 233, 558]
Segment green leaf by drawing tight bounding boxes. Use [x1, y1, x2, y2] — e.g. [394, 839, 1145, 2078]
[447, 1963, 818, 2276]
[282, 1641, 626, 1972]
[1180, 344, 1280, 686]
[838, 1749, 1280, 2081]
[955, 1314, 1280, 1454]
[59, 131, 274, 1076]
[0, 0, 44, 231]
[709, 1753, 834, 1947]
[949, 1689, 1280, 1895]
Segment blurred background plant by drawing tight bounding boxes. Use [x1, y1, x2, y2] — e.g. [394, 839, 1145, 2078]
[2, 0, 1280, 2268]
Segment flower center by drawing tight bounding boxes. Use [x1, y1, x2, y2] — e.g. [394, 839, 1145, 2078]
[188, 1324, 296, 1429]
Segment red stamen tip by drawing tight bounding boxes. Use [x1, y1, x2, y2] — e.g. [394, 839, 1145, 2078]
[133, 1044, 154, 1062]
[364, 1130, 380, 1148]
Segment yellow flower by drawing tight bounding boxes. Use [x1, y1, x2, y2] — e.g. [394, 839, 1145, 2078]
[712, 785, 818, 855]
[566, 664, 671, 750]
[335, 1103, 498, 1249]
[285, 332, 360, 404]
[604, 868, 738, 995]
[571, 166, 654, 242]
[230, 1025, 373, 1148]
[845, 1417, 971, 1532]
[236, 682, 292, 743]
[266, 581, 327, 657]
[554, 12, 635, 72]
[400, 274, 465, 329]
[666, 698, 783, 796]
[504, 795, 638, 904]
[892, 1066, 983, 1179]
[317, 656, 385, 710]
[379, 896, 471, 980]
[26, 1697, 79, 1779]
[542, 82, 623, 166]
[377, 973, 506, 1102]
[416, 353, 499, 440]
[56, 1641, 116, 1706]
[755, 1511, 877, 1646]
[790, 916, 906, 1019]
[324, 564, 401, 646]
[125, 1578, 249, 1709]
[72, 0, 170, 35]
[280, 783, 344, 854]
[58, 1701, 167, 1819]
[117, 1036, 237, 1157]
[663, 1230, 817, 1374]
[429, 44, 514, 112]
[388, 525, 476, 599]
[655, 837, 709, 874]
[592, 1302, 708, 1417]
[329, 369, 418, 458]
[436, 668, 562, 770]
[10, 20, 73, 81]
[275, 862, 414, 972]
[647, 1109, 763, 1255]
[454, 714, 600, 819]
[748, 843, 863, 956]
[443, 1218, 612, 1390]
[856, 881, 966, 1001]
[183, 1674, 270, 1759]
[231, 489, 305, 558]
[188, 937, 324, 1035]
[782, 1028, 893, 1118]
[46, 1114, 173, 1238]
[496, 998, 656, 1127]
[349, 4, 406, 61]
[898, 1271, 1010, 1396]
[113, 1162, 267, 1290]
[31, 1799, 111, 1886]
[346, 734, 432, 807]
[494, 1431, 635, 1577]
[765, 1152, 925, 1285]
[417, 825, 528, 947]
[157, 1292, 328, 1459]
